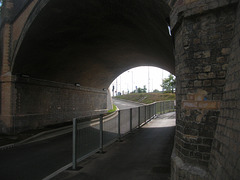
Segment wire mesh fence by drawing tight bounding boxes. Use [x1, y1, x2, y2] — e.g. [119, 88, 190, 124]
[72, 100, 175, 169]
[103, 114, 118, 146]
[119, 109, 131, 135]
[132, 107, 139, 130]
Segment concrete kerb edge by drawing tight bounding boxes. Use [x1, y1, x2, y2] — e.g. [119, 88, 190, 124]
[42, 162, 73, 180]
[0, 143, 15, 150]
[0, 111, 118, 150]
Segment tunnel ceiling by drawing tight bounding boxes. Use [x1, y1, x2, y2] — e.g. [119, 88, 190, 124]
[13, 0, 174, 89]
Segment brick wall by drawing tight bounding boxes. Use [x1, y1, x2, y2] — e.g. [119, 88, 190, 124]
[9, 0, 34, 22]
[171, 0, 238, 179]
[12, 0, 38, 53]
[0, 76, 108, 133]
[174, 5, 235, 167]
[208, 2, 240, 179]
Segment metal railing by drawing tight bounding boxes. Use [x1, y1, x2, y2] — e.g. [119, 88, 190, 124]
[72, 100, 175, 169]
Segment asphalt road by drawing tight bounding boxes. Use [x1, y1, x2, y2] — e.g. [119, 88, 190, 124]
[0, 133, 72, 180]
[0, 99, 143, 180]
[113, 98, 143, 110]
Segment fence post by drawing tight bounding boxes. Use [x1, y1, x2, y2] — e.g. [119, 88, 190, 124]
[151, 104, 153, 118]
[99, 114, 103, 153]
[138, 107, 140, 128]
[159, 102, 161, 115]
[163, 101, 165, 114]
[160, 102, 163, 114]
[72, 118, 77, 170]
[118, 111, 121, 141]
[154, 103, 156, 117]
[169, 101, 171, 112]
[153, 104, 154, 117]
[130, 108, 132, 132]
[145, 106, 147, 122]
[167, 101, 169, 112]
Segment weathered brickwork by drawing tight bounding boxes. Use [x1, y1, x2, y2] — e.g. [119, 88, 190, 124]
[171, 0, 238, 179]
[208, 2, 240, 180]
[0, 75, 16, 133]
[0, 76, 108, 133]
[12, 0, 38, 54]
[1, 0, 240, 179]
[170, 0, 239, 29]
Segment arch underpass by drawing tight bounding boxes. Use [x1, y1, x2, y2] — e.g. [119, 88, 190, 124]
[0, 0, 174, 135]
[12, 0, 174, 89]
[1, 0, 240, 179]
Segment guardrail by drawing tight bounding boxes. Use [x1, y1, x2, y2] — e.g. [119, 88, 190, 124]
[72, 100, 175, 170]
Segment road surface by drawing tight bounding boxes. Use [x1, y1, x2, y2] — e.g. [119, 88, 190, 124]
[0, 99, 144, 180]
[0, 133, 72, 180]
[113, 98, 143, 110]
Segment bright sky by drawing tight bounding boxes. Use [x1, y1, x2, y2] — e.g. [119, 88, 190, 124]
[109, 66, 170, 96]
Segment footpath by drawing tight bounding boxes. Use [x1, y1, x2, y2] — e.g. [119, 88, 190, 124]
[52, 112, 176, 180]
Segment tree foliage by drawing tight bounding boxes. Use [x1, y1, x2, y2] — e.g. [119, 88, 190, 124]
[161, 74, 176, 93]
[133, 85, 147, 93]
[153, 89, 160, 93]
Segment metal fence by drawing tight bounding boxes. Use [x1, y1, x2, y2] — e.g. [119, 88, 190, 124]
[72, 100, 175, 169]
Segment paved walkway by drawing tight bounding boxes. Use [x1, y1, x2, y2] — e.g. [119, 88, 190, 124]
[53, 112, 176, 180]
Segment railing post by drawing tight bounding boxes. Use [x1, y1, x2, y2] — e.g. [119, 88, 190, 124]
[99, 114, 103, 153]
[169, 101, 170, 112]
[163, 101, 165, 114]
[169, 101, 171, 112]
[158, 102, 161, 114]
[156, 103, 158, 115]
[145, 105, 147, 122]
[153, 104, 155, 116]
[130, 108, 132, 132]
[72, 118, 77, 170]
[150, 104, 153, 118]
[154, 103, 156, 117]
[167, 101, 169, 112]
[118, 111, 121, 141]
[138, 107, 140, 128]
[161, 102, 163, 114]
[159, 102, 161, 115]
[150, 105, 152, 118]
[153, 104, 155, 117]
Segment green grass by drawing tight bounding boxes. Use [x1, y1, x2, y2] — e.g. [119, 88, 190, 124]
[107, 104, 117, 114]
[114, 92, 175, 104]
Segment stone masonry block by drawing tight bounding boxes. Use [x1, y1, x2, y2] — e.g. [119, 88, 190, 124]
[195, 94, 204, 101]
[198, 101, 219, 109]
[182, 101, 198, 109]
[203, 65, 211, 72]
[221, 48, 231, 55]
[194, 80, 202, 87]
[187, 94, 195, 100]
[198, 73, 208, 79]
[203, 80, 211, 86]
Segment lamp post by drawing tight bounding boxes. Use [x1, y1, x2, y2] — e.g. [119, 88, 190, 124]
[148, 66, 150, 93]
[132, 70, 133, 93]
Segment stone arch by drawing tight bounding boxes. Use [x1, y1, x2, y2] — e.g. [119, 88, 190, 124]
[0, 0, 175, 133]
[11, 0, 175, 89]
